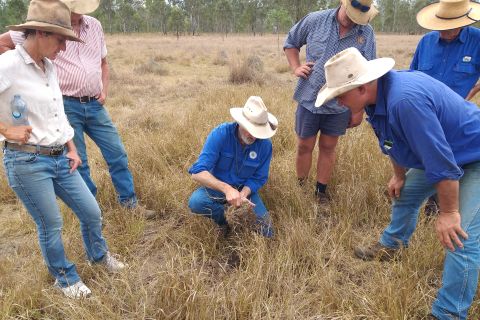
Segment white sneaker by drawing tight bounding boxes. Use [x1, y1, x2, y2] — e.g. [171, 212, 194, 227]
[100, 252, 126, 273]
[55, 280, 92, 299]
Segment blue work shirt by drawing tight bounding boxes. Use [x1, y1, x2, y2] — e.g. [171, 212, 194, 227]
[188, 122, 272, 194]
[366, 70, 480, 185]
[410, 27, 480, 98]
[284, 8, 376, 114]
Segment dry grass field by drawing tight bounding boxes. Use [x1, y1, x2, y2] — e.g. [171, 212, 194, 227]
[1, 33, 479, 319]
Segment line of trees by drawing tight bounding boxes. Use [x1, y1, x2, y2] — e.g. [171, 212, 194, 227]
[1, 0, 453, 35]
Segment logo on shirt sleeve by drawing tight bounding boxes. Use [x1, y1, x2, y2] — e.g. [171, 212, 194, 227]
[463, 56, 472, 63]
[249, 151, 257, 159]
[357, 36, 365, 44]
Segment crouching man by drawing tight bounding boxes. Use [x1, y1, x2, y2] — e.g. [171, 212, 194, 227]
[315, 47, 480, 320]
[188, 96, 278, 238]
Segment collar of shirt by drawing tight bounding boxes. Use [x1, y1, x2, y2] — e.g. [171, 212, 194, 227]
[332, 7, 363, 38]
[435, 27, 467, 45]
[16, 44, 54, 74]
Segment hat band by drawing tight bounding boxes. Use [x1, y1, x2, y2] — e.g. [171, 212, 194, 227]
[242, 110, 267, 126]
[351, 0, 370, 13]
[435, 8, 472, 20]
[25, 18, 72, 30]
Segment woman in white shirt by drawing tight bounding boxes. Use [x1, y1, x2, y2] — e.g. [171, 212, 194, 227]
[0, 0, 125, 299]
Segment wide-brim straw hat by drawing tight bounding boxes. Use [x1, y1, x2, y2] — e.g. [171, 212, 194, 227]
[8, 0, 81, 42]
[315, 47, 395, 107]
[61, 0, 100, 14]
[417, 0, 480, 31]
[342, 0, 378, 25]
[230, 96, 278, 139]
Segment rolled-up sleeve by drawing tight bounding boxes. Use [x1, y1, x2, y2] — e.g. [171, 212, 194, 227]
[284, 13, 312, 50]
[244, 143, 272, 194]
[392, 99, 463, 184]
[188, 126, 224, 175]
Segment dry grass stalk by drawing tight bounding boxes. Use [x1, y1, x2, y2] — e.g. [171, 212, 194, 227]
[224, 204, 257, 233]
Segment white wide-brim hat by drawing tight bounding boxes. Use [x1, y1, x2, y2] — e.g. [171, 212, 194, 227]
[416, 0, 480, 31]
[61, 0, 100, 14]
[342, 0, 378, 25]
[315, 47, 395, 107]
[230, 96, 278, 139]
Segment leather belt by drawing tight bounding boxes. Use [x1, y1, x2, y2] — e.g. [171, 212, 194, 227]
[4, 141, 65, 156]
[63, 95, 96, 104]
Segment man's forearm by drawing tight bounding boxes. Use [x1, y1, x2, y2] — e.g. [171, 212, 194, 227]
[101, 58, 109, 96]
[284, 48, 301, 72]
[436, 179, 459, 214]
[0, 32, 15, 54]
[390, 158, 406, 178]
[191, 171, 232, 194]
[466, 83, 480, 101]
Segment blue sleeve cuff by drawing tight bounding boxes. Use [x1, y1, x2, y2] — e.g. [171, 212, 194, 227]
[426, 169, 464, 185]
[244, 181, 260, 194]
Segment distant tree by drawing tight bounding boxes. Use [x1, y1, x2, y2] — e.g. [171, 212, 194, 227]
[216, 0, 232, 37]
[266, 7, 291, 49]
[168, 6, 187, 39]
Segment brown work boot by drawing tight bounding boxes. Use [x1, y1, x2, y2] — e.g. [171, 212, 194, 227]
[130, 205, 157, 220]
[354, 242, 399, 262]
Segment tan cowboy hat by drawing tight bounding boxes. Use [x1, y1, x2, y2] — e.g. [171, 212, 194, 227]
[61, 0, 100, 15]
[230, 96, 278, 139]
[8, 0, 81, 42]
[315, 47, 395, 107]
[417, 0, 480, 31]
[342, 0, 378, 25]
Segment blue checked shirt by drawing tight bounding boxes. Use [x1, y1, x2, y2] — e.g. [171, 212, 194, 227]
[366, 70, 480, 185]
[284, 8, 376, 114]
[410, 27, 480, 99]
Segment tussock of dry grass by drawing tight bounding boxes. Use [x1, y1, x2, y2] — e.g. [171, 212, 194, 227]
[1, 34, 479, 319]
[134, 58, 169, 76]
[229, 54, 266, 85]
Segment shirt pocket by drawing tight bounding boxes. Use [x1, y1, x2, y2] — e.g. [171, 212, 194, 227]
[238, 160, 260, 179]
[217, 152, 234, 171]
[417, 60, 434, 72]
[453, 61, 476, 81]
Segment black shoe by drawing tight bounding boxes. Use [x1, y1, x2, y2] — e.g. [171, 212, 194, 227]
[354, 242, 399, 262]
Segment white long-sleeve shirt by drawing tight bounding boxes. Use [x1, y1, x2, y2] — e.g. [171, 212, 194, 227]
[0, 45, 74, 146]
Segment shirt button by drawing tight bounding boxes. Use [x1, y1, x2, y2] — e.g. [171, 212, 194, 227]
[55, 114, 58, 117]
[53, 98, 56, 101]
[46, 83, 49, 87]
[56, 129, 60, 132]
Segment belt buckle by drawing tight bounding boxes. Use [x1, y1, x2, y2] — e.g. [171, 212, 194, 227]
[50, 146, 64, 156]
[79, 96, 89, 104]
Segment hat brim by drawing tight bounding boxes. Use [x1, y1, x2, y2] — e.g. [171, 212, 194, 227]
[8, 22, 82, 42]
[315, 57, 395, 107]
[63, 0, 100, 14]
[343, 0, 379, 25]
[416, 2, 480, 30]
[230, 108, 278, 139]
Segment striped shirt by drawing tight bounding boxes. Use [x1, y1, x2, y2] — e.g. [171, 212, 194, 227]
[284, 8, 376, 114]
[10, 15, 107, 97]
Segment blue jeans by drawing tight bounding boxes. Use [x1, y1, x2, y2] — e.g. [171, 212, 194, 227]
[3, 149, 108, 288]
[379, 162, 480, 320]
[63, 98, 137, 206]
[188, 187, 274, 237]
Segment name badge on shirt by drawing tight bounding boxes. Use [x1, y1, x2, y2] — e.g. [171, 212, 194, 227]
[383, 140, 393, 151]
[357, 36, 365, 44]
[249, 151, 257, 160]
[463, 56, 472, 63]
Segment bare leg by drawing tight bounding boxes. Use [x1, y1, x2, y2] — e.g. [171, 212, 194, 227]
[296, 135, 317, 180]
[316, 134, 339, 185]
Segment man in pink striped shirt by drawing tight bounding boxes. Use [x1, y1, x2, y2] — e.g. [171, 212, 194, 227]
[0, 0, 155, 218]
